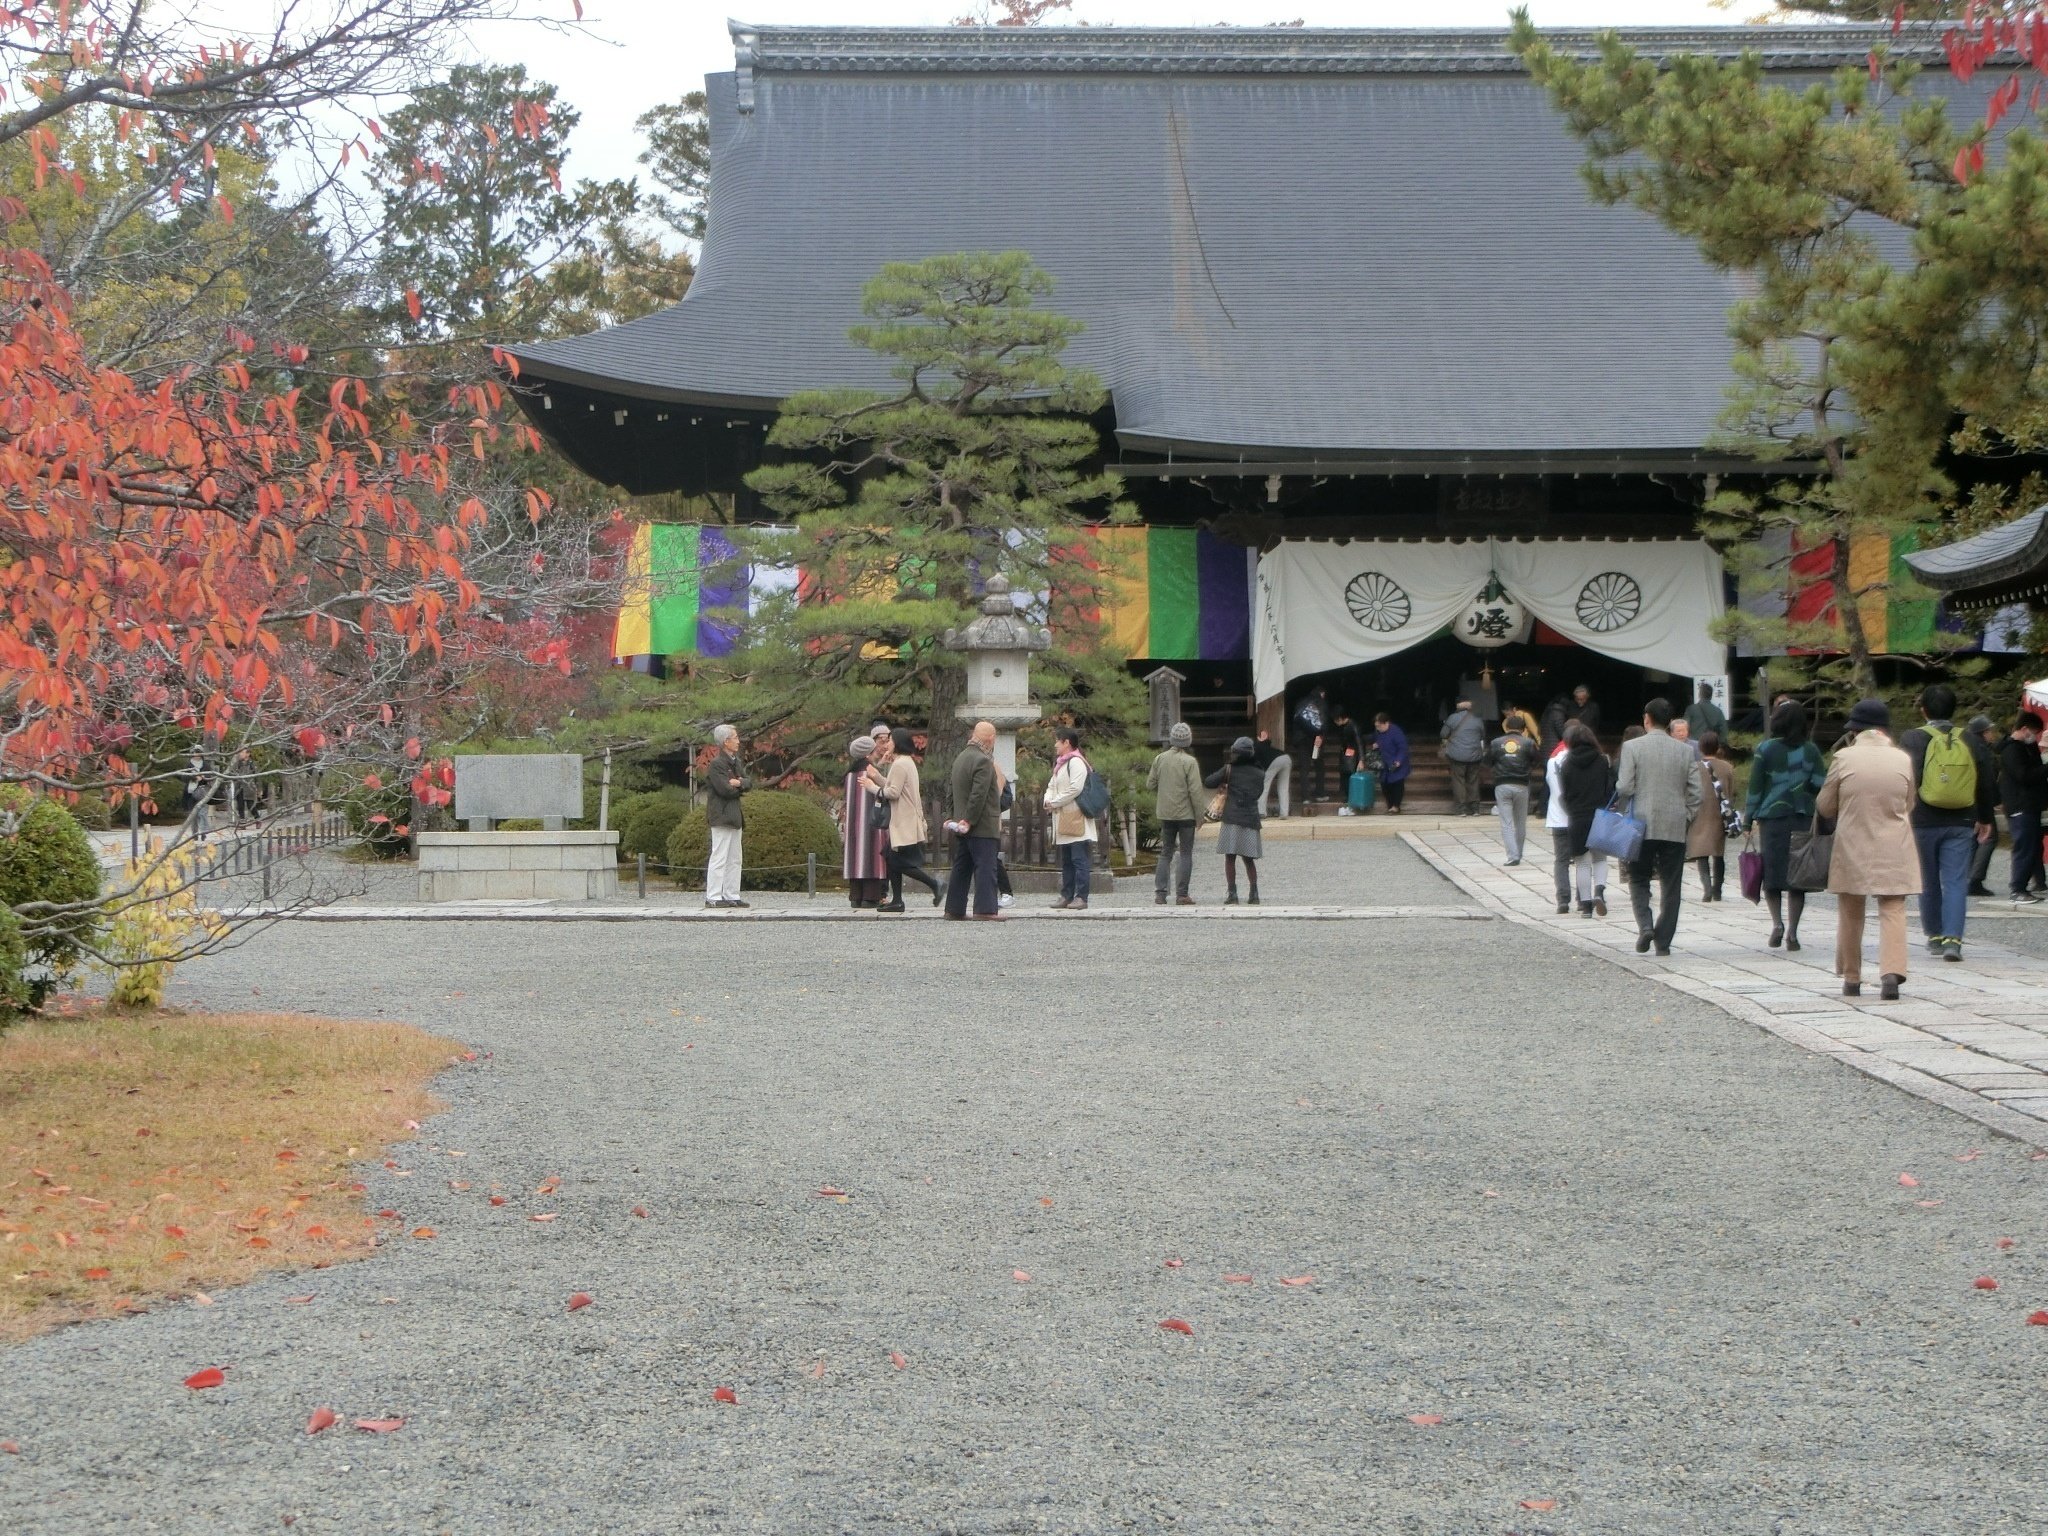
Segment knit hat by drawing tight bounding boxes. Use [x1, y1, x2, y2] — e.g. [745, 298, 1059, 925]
[1169, 722, 1193, 746]
[1230, 735, 1256, 759]
[1845, 698, 1891, 734]
[1968, 714, 1995, 736]
[849, 735, 876, 758]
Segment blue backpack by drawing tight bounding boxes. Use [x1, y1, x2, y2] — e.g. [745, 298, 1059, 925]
[1075, 764, 1112, 818]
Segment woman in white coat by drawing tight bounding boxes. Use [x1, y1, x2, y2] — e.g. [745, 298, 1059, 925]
[1042, 724, 1097, 911]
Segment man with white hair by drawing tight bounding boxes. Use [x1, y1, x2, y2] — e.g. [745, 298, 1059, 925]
[703, 724, 752, 909]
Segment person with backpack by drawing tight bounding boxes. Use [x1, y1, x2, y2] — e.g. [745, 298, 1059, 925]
[1042, 725, 1102, 911]
[1900, 682, 2000, 963]
[1744, 701, 1826, 950]
[1204, 736, 1266, 905]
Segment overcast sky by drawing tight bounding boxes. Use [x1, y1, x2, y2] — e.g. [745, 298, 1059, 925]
[199, 1, 1771, 197]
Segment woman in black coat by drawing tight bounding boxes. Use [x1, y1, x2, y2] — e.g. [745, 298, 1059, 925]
[1204, 735, 1267, 905]
[1555, 722, 1615, 917]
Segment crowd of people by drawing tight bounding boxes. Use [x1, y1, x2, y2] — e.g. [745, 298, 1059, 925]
[697, 679, 2037, 988]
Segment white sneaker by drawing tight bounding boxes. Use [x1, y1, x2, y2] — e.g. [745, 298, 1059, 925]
[1336, 807, 1355, 817]
[997, 893, 1014, 908]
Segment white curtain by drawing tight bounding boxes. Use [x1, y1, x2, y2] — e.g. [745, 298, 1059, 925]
[1253, 539, 1726, 701]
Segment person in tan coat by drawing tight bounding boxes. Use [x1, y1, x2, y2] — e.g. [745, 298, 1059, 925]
[1817, 698, 1922, 1000]
[1686, 730, 1739, 901]
[866, 728, 942, 911]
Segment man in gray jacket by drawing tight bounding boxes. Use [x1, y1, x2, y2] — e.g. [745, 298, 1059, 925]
[1441, 698, 1487, 816]
[1616, 697, 1704, 955]
[1148, 721, 1205, 906]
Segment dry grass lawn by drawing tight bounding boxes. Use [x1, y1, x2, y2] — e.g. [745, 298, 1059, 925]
[0, 1009, 463, 1344]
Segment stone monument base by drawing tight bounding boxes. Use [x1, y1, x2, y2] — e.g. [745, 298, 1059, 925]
[416, 831, 620, 902]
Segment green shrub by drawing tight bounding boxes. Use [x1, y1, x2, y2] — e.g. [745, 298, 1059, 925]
[0, 907, 31, 1018]
[619, 793, 691, 865]
[66, 794, 115, 830]
[496, 818, 543, 831]
[0, 785, 103, 1009]
[665, 791, 843, 892]
[332, 774, 414, 858]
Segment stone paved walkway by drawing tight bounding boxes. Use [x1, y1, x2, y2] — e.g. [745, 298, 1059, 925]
[1406, 824, 2048, 1148]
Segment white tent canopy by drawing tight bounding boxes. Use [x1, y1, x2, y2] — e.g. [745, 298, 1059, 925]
[1252, 539, 1728, 702]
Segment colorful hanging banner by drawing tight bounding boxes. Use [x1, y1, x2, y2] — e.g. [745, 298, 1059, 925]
[612, 522, 751, 662]
[1737, 529, 1939, 656]
[1090, 526, 1254, 661]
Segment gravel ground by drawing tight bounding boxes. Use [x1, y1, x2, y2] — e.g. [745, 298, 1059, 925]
[5, 836, 2046, 1535]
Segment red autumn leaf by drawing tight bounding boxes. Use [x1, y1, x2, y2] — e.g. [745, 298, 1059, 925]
[1406, 1413, 1444, 1426]
[84, 1267, 111, 1280]
[1223, 1273, 1255, 1284]
[286, 1295, 316, 1304]
[489, 1195, 507, 1206]
[1996, 1237, 2016, 1249]
[411, 1227, 436, 1240]
[0, 1441, 16, 1453]
[536, 1177, 560, 1195]
[353, 1417, 404, 1432]
[1974, 1276, 1999, 1290]
[183, 1367, 225, 1390]
[567, 1292, 593, 1311]
[163, 1225, 186, 1238]
[1897, 1173, 1919, 1187]
[1278, 1274, 1316, 1287]
[889, 1351, 907, 1370]
[404, 288, 422, 321]
[2027, 1310, 2048, 1325]
[376, 1209, 399, 1220]
[305, 1406, 337, 1435]
[712, 1386, 738, 1404]
[1162, 1257, 1184, 1269]
[814, 1185, 847, 1198]
[1520, 1499, 1558, 1512]
[630, 1205, 648, 1219]
[247, 1236, 271, 1248]
[1954, 1150, 1981, 1162]
[808, 1360, 826, 1379]
[1158, 1317, 1194, 1335]
[1011, 1269, 1031, 1283]
[529, 1213, 557, 1223]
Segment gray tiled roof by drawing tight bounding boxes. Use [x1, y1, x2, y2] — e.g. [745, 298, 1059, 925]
[1904, 508, 2048, 592]
[506, 23, 1938, 458]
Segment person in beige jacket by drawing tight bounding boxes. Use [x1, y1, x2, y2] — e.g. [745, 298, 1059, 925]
[866, 728, 943, 911]
[1817, 698, 1921, 1000]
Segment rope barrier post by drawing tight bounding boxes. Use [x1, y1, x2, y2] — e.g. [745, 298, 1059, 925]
[637, 852, 646, 900]
[807, 852, 817, 897]
[262, 852, 272, 907]
[129, 792, 140, 863]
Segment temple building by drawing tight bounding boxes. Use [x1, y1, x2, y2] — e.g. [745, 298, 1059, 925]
[506, 22, 1951, 745]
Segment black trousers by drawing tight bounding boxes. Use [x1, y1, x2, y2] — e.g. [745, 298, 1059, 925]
[946, 835, 1000, 917]
[889, 843, 941, 903]
[1629, 838, 1687, 949]
[2010, 809, 2044, 895]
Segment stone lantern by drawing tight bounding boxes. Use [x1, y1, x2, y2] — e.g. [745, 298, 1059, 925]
[941, 573, 1050, 782]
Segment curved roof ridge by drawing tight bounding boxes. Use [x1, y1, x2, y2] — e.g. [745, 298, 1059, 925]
[728, 20, 1947, 79]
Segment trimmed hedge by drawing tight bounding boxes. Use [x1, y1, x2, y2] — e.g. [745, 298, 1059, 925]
[0, 785, 102, 1012]
[665, 791, 842, 892]
[618, 793, 691, 865]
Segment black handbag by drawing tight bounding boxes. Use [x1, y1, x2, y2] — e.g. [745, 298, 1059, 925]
[866, 795, 893, 832]
[1787, 811, 1834, 892]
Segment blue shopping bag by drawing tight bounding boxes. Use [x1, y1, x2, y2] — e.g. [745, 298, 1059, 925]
[1587, 800, 1645, 863]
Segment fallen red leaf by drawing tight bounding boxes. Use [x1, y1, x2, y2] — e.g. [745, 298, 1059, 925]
[305, 1406, 337, 1435]
[1159, 1317, 1194, 1335]
[1975, 1276, 1999, 1290]
[1011, 1269, 1031, 1283]
[630, 1206, 649, 1219]
[163, 1225, 187, 1238]
[809, 1360, 826, 1379]
[1520, 1499, 1558, 1512]
[1915, 1199, 1945, 1209]
[285, 1294, 316, 1304]
[567, 1292, 593, 1311]
[83, 1267, 110, 1280]
[1955, 1150, 1982, 1162]
[1039, 1197, 1053, 1208]
[2027, 1310, 2048, 1325]
[1162, 1257, 1184, 1269]
[1223, 1273, 1254, 1284]
[1278, 1274, 1315, 1287]
[712, 1386, 738, 1404]
[536, 1178, 560, 1196]
[247, 1236, 271, 1249]
[889, 1351, 907, 1370]
[0, 1440, 16, 1453]
[1407, 1413, 1444, 1427]
[489, 1195, 507, 1206]
[353, 1417, 404, 1432]
[815, 1185, 847, 1197]
[411, 1227, 436, 1240]
[1997, 1237, 2016, 1249]
[529, 1213, 557, 1223]
[1898, 1173, 1919, 1188]
[183, 1367, 225, 1390]
[376, 1209, 399, 1219]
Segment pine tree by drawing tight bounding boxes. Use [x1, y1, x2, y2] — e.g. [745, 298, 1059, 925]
[740, 250, 1141, 773]
[1512, 14, 2048, 700]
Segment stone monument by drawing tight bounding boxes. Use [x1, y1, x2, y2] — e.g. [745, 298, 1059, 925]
[941, 574, 1050, 782]
[414, 754, 619, 901]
